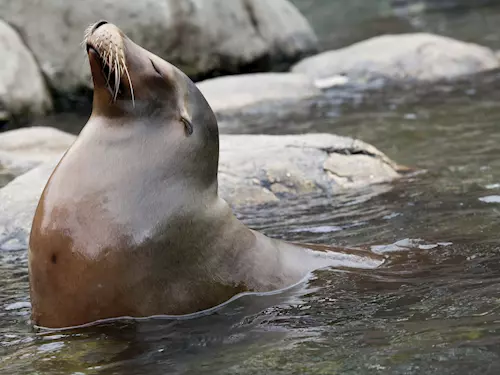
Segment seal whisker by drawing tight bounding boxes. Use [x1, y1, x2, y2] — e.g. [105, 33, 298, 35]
[122, 57, 135, 107]
[113, 58, 120, 102]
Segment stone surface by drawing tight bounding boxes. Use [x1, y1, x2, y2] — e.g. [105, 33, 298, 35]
[292, 33, 500, 87]
[197, 73, 321, 113]
[218, 134, 400, 207]
[0, 20, 52, 122]
[0, 127, 74, 179]
[0, 0, 317, 94]
[0, 130, 400, 251]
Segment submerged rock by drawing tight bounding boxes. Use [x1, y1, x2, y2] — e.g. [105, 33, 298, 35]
[197, 73, 321, 114]
[0, 129, 401, 251]
[0, 0, 317, 95]
[0, 20, 52, 124]
[292, 33, 499, 88]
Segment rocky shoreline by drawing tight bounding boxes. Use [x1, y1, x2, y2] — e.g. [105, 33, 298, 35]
[1, 0, 500, 127]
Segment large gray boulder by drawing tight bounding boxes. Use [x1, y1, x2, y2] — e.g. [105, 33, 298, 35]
[0, 127, 74, 180]
[292, 33, 500, 87]
[0, 20, 52, 123]
[197, 73, 321, 114]
[0, 0, 317, 94]
[0, 129, 401, 251]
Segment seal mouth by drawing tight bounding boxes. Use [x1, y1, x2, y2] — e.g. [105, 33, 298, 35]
[86, 45, 111, 88]
[86, 43, 127, 102]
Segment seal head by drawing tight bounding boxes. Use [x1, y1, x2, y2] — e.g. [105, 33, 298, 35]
[85, 20, 218, 187]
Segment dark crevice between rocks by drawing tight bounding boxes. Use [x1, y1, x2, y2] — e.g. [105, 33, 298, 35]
[0, 101, 10, 132]
[0, 103, 49, 133]
[243, 0, 263, 39]
[0, 85, 92, 135]
[320, 147, 379, 158]
[286, 144, 379, 159]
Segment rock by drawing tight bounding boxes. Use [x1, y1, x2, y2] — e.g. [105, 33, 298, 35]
[291, 33, 500, 87]
[0, 127, 75, 180]
[0, 0, 317, 95]
[0, 131, 400, 251]
[197, 73, 320, 114]
[218, 134, 400, 206]
[0, 158, 60, 251]
[0, 20, 52, 123]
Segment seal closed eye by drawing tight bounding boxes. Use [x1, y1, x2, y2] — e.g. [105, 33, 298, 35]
[28, 21, 385, 329]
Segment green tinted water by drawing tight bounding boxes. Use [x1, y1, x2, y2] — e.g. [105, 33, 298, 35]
[3, 4, 500, 375]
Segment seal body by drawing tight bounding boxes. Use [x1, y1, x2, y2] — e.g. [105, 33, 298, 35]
[28, 22, 382, 329]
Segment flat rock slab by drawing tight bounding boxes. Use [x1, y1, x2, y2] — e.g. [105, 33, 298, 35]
[292, 33, 500, 87]
[0, 129, 401, 251]
[218, 134, 400, 206]
[197, 73, 321, 113]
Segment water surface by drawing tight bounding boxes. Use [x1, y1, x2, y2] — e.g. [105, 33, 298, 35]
[292, 0, 500, 51]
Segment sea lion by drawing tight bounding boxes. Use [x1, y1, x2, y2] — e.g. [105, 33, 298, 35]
[28, 21, 384, 329]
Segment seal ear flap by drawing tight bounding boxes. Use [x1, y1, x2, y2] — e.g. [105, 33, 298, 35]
[181, 117, 193, 136]
[180, 107, 193, 136]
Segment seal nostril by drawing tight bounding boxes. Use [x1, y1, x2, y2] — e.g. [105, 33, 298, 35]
[92, 20, 108, 33]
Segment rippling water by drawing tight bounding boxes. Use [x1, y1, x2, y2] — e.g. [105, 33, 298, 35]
[3, 6, 500, 375]
[3, 72, 500, 373]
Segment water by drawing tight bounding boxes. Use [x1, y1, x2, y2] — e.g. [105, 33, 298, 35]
[3, 6, 500, 375]
[291, 0, 500, 51]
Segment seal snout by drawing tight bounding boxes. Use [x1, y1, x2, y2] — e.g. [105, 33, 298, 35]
[84, 21, 135, 104]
